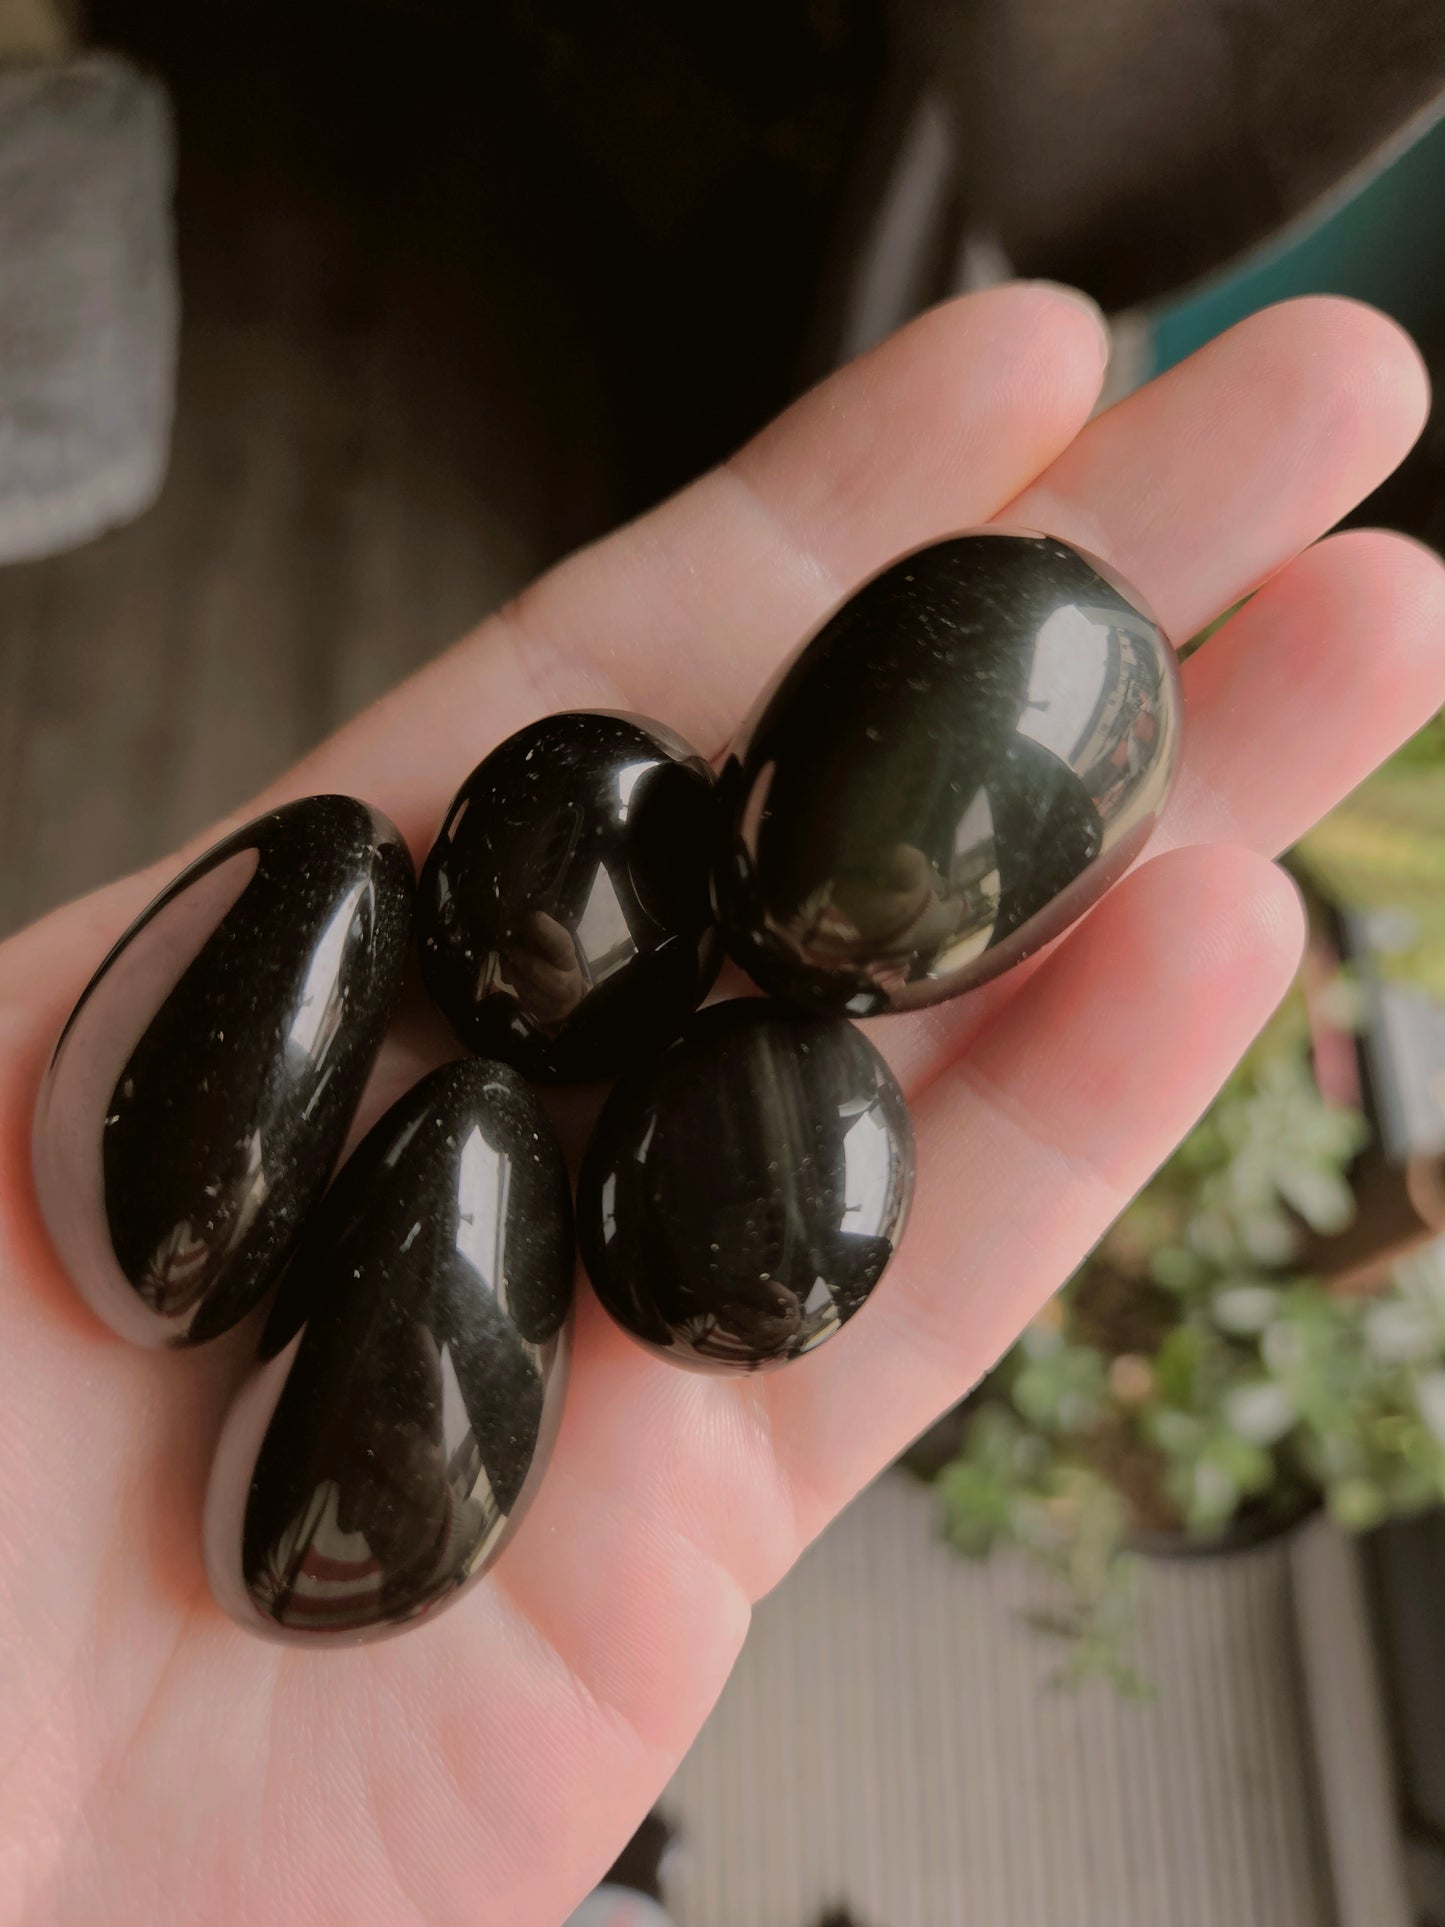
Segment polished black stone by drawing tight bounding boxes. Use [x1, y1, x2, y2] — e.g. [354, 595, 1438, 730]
[204, 1058, 575, 1644]
[32, 796, 413, 1347]
[416, 711, 722, 1082]
[714, 531, 1181, 1015]
[578, 999, 914, 1372]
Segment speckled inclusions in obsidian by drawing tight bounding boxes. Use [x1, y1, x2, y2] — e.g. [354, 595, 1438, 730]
[713, 531, 1181, 1016]
[32, 795, 414, 1347]
[416, 711, 722, 1082]
[203, 1058, 575, 1643]
[578, 999, 914, 1372]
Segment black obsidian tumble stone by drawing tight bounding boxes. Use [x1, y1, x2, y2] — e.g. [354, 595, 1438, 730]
[578, 999, 914, 1372]
[714, 531, 1181, 1016]
[32, 796, 413, 1348]
[417, 712, 722, 1083]
[204, 1058, 574, 1644]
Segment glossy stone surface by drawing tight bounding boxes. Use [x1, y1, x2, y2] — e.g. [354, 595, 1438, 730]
[204, 1058, 575, 1643]
[33, 796, 413, 1348]
[417, 711, 722, 1082]
[578, 999, 913, 1372]
[714, 531, 1181, 1016]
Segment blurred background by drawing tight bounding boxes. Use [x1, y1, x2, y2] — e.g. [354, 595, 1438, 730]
[5, 3, 1445, 1923]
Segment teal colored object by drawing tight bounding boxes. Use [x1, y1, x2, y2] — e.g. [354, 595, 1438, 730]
[1149, 110, 1445, 374]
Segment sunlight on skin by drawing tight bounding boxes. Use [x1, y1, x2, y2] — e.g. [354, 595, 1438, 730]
[1, 287, 1443, 1925]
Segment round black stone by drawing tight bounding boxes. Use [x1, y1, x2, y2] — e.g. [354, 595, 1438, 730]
[578, 999, 914, 1373]
[204, 1058, 575, 1644]
[32, 795, 414, 1348]
[417, 711, 723, 1083]
[713, 530, 1181, 1016]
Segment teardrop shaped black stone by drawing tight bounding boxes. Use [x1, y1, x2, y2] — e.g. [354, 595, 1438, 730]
[577, 999, 914, 1372]
[32, 796, 414, 1347]
[714, 531, 1181, 1015]
[416, 711, 722, 1082]
[204, 1058, 575, 1644]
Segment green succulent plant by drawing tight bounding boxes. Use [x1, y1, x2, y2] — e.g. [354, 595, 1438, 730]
[1296, 713, 1445, 992]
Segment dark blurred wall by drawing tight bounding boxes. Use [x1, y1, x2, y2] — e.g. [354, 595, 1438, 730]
[84, 0, 1445, 557]
[91, 0, 882, 550]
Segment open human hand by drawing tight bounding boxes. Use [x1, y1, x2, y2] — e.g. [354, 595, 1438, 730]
[3, 285, 1444, 1926]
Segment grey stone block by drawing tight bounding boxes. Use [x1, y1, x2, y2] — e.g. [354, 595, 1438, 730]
[0, 51, 177, 564]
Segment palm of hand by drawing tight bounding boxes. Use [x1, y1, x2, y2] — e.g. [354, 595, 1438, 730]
[2, 288, 1442, 1926]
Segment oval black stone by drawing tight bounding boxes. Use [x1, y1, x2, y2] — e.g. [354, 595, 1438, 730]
[416, 711, 722, 1083]
[714, 531, 1181, 1015]
[204, 1058, 575, 1644]
[578, 1000, 914, 1373]
[32, 796, 414, 1347]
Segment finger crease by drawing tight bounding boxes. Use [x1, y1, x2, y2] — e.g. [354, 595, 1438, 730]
[718, 458, 844, 607]
[942, 1050, 1132, 1206]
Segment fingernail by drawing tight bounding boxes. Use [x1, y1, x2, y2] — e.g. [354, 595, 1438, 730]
[1029, 280, 1111, 364]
